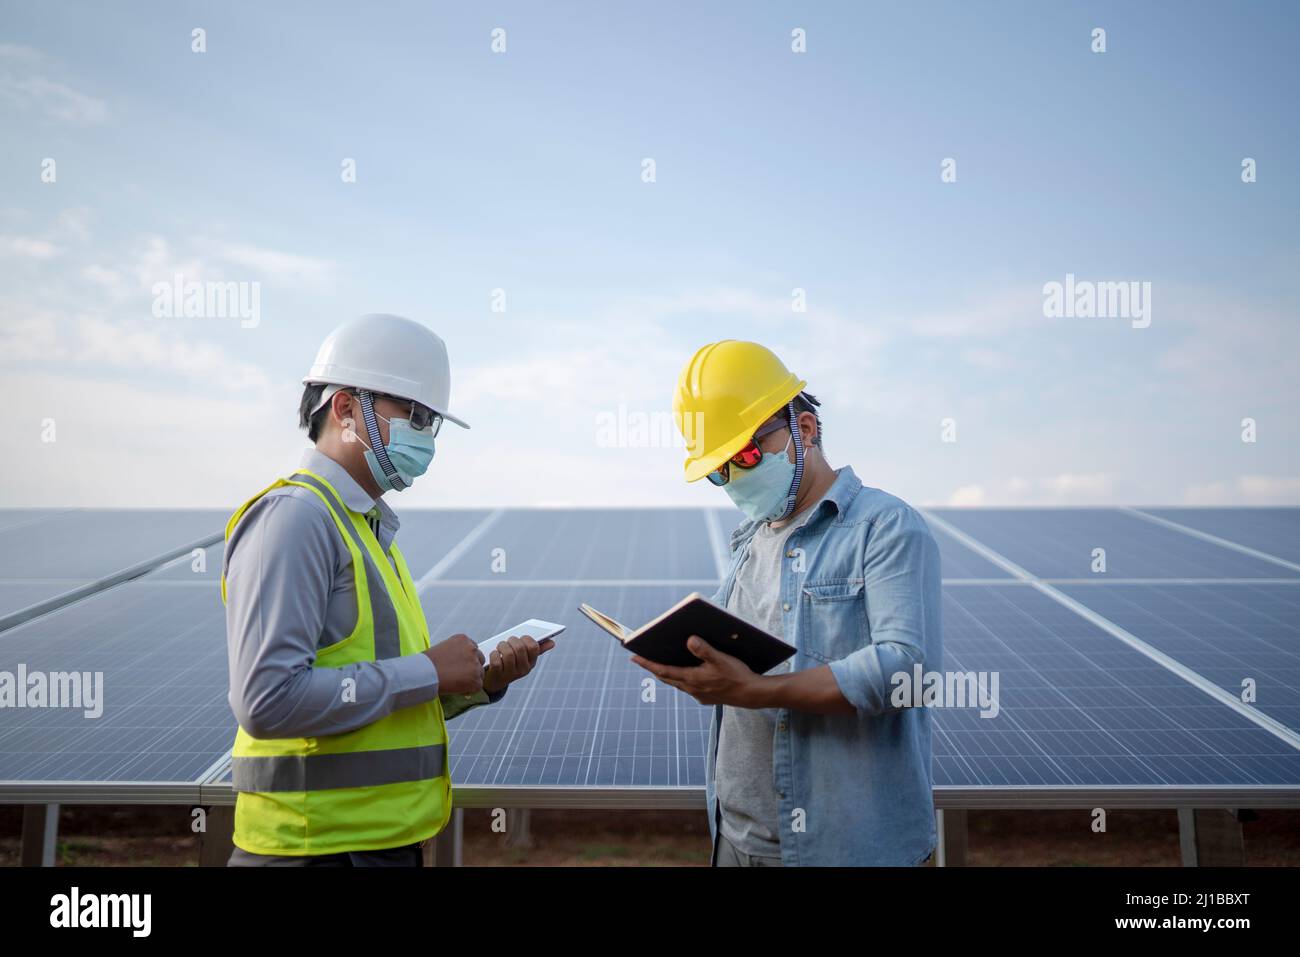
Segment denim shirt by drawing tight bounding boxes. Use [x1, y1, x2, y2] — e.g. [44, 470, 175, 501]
[705, 465, 943, 866]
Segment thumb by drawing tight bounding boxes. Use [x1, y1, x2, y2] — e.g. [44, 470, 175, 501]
[686, 635, 714, 660]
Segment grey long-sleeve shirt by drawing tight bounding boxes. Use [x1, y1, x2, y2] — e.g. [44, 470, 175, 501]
[224, 448, 499, 740]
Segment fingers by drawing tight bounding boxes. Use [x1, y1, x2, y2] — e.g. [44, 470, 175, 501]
[685, 635, 714, 660]
[632, 657, 692, 682]
[500, 638, 523, 676]
[519, 636, 540, 666]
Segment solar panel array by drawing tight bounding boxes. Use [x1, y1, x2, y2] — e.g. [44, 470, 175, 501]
[2, 504, 1299, 807]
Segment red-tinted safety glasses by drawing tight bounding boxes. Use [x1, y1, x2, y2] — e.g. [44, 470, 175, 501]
[706, 418, 790, 486]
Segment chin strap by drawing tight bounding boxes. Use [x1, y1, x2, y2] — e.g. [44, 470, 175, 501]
[357, 389, 408, 491]
[774, 401, 804, 522]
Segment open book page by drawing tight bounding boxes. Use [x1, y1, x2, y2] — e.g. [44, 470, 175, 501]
[579, 604, 632, 641]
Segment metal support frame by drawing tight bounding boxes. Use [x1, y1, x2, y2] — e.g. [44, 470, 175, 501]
[428, 808, 463, 866]
[20, 803, 59, 867]
[198, 804, 236, 867]
[1178, 807, 1248, 866]
[504, 808, 532, 849]
[936, 808, 968, 867]
[1, 785, 1290, 868]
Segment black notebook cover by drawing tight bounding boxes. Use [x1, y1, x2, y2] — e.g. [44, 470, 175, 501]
[581, 593, 795, 673]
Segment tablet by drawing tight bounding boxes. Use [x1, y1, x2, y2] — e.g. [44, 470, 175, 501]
[477, 618, 564, 666]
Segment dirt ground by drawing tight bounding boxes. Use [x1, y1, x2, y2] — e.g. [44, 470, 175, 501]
[2, 805, 1298, 866]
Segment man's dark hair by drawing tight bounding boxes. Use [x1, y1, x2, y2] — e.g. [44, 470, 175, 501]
[792, 391, 823, 448]
[300, 383, 332, 442]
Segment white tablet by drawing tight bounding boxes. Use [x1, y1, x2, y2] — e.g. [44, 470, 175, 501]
[477, 618, 564, 666]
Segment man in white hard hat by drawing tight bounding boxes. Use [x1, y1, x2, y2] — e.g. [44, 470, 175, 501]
[222, 313, 551, 866]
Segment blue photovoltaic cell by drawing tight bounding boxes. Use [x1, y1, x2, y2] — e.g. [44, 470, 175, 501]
[931, 509, 1298, 580]
[436, 509, 718, 581]
[4, 507, 1300, 795]
[425, 583, 715, 788]
[933, 528, 1013, 579]
[0, 509, 226, 617]
[0, 582, 231, 782]
[0, 510, 224, 579]
[385, 509, 498, 576]
[932, 586, 1300, 787]
[0, 510, 72, 534]
[1057, 583, 1300, 736]
[432, 582, 1300, 789]
[0, 581, 94, 612]
[1144, 508, 1300, 567]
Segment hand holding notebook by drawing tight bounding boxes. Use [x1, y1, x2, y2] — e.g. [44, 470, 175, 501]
[579, 593, 794, 673]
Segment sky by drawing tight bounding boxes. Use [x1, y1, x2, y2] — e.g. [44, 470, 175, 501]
[1, 0, 1298, 509]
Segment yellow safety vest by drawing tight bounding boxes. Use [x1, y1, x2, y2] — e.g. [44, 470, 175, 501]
[221, 468, 452, 855]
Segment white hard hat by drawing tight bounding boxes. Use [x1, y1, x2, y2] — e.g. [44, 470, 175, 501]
[303, 313, 469, 429]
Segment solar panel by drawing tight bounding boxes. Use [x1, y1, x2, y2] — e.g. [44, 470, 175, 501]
[0, 581, 229, 783]
[2, 506, 1298, 811]
[0, 509, 225, 580]
[930, 508, 1298, 580]
[434, 509, 718, 582]
[0, 509, 225, 618]
[932, 528, 1014, 579]
[933, 585, 1300, 787]
[0, 509, 76, 534]
[425, 583, 716, 788]
[1143, 508, 1300, 567]
[431, 581, 1300, 791]
[0, 581, 94, 613]
[1056, 583, 1300, 736]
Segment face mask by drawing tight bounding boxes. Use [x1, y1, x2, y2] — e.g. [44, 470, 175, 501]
[350, 398, 436, 492]
[723, 435, 795, 523]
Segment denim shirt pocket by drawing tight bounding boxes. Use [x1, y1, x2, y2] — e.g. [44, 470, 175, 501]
[797, 577, 867, 663]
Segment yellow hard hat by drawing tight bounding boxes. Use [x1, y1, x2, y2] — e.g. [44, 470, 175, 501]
[673, 340, 807, 483]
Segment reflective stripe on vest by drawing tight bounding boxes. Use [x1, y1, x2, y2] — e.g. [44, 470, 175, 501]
[232, 743, 447, 792]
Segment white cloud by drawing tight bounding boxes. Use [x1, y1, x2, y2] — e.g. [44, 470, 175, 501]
[214, 242, 334, 286]
[0, 236, 59, 259]
[82, 264, 124, 293]
[53, 207, 93, 243]
[941, 474, 1117, 507]
[1041, 472, 1114, 498]
[0, 307, 273, 392]
[1184, 475, 1300, 506]
[3, 370, 299, 507]
[0, 75, 108, 124]
[131, 236, 208, 291]
[946, 485, 987, 506]
[0, 44, 45, 64]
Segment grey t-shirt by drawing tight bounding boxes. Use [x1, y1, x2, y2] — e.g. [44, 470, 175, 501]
[715, 510, 811, 859]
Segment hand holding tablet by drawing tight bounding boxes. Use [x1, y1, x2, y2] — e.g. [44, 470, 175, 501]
[478, 618, 564, 671]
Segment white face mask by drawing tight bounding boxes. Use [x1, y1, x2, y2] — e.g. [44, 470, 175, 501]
[348, 394, 437, 492]
[722, 434, 796, 522]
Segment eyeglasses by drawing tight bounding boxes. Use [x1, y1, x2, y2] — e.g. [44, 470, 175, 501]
[356, 391, 443, 435]
[706, 418, 789, 486]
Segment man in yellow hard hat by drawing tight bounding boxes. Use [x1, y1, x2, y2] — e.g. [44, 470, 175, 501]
[222, 314, 552, 866]
[633, 339, 943, 866]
